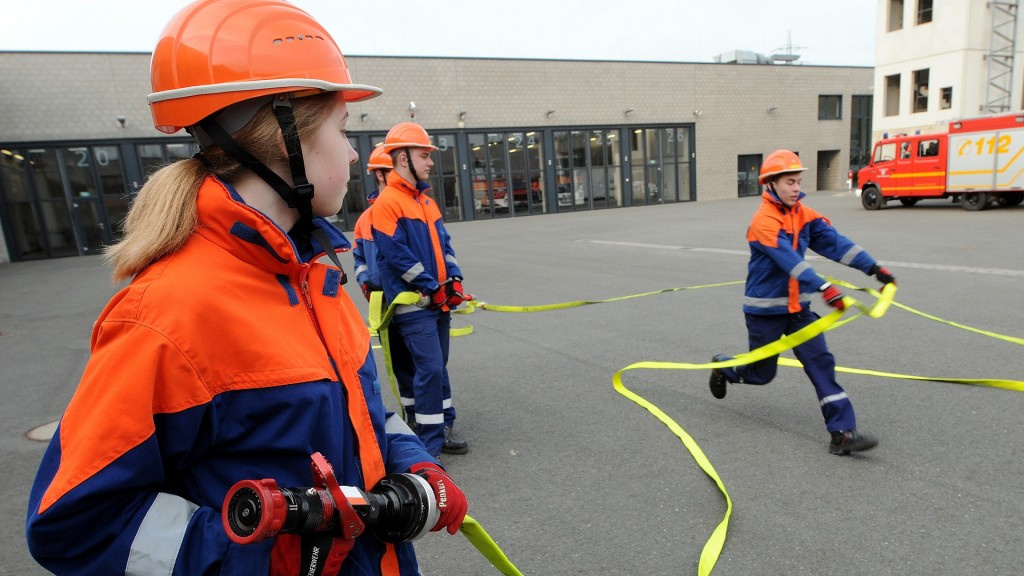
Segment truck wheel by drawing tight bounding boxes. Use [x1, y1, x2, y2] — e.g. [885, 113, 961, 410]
[961, 192, 989, 211]
[898, 198, 919, 207]
[995, 192, 1024, 207]
[861, 186, 884, 210]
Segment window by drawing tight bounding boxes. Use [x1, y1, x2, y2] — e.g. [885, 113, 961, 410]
[818, 95, 842, 120]
[913, 69, 929, 113]
[917, 0, 933, 24]
[885, 74, 901, 116]
[888, 0, 904, 31]
[940, 87, 952, 110]
[918, 139, 939, 157]
[874, 142, 896, 163]
[849, 95, 873, 171]
[899, 141, 912, 159]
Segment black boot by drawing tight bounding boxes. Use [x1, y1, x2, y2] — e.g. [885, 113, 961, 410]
[829, 430, 878, 455]
[441, 426, 469, 455]
[708, 354, 730, 399]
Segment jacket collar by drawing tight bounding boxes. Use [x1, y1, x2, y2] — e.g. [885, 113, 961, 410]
[761, 185, 805, 213]
[385, 171, 433, 196]
[194, 176, 350, 274]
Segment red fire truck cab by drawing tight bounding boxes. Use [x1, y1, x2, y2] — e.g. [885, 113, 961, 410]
[857, 112, 1024, 211]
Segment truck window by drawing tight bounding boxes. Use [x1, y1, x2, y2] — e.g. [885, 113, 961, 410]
[918, 139, 939, 157]
[899, 141, 912, 159]
[874, 142, 896, 163]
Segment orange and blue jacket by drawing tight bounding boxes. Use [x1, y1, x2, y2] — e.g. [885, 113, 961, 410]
[26, 177, 432, 575]
[369, 173, 462, 316]
[744, 188, 877, 315]
[352, 191, 380, 290]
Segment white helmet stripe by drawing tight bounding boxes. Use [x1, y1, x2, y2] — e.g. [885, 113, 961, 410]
[148, 78, 381, 104]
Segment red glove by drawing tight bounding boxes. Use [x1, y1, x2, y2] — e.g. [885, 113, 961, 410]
[360, 283, 373, 301]
[410, 462, 467, 535]
[819, 282, 846, 310]
[422, 284, 448, 310]
[868, 264, 896, 286]
[270, 533, 353, 576]
[445, 277, 466, 307]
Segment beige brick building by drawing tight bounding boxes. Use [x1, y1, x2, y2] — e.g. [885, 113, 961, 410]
[0, 51, 872, 262]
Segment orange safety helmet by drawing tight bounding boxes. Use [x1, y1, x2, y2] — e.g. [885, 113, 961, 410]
[148, 0, 381, 134]
[758, 149, 807, 184]
[380, 122, 439, 153]
[366, 145, 393, 174]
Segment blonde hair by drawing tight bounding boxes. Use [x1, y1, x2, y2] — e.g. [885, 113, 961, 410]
[104, 93, 338, 282]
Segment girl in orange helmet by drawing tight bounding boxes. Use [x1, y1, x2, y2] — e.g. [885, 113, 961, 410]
[25, 1, 465, 575]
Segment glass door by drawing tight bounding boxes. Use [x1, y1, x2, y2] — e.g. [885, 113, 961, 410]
[737, 154, 762, 197]
[27, 149, 77, 258]
[631, 129, 663, 205]
[469, 132, 511, 219]
[429, 132, 462, 222]
[506, 131, 545, 215]
[63, 147, 109, 254]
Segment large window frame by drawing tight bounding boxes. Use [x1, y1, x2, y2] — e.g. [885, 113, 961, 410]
[913, 68, 930, 113]
[885, 74, 902, 117]
[917, 0, 933, 25]
[818, 95, 843, 120]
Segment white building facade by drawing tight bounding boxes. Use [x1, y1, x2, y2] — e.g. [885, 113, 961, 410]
[874, 0, 1024, 140]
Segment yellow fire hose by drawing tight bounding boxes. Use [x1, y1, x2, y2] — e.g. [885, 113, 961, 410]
[365, 279, 1023, 575]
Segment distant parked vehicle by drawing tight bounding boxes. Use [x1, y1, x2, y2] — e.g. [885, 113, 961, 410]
[858, 112, 1024, 211]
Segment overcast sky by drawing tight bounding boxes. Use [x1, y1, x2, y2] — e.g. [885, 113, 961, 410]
[0, 0, 877, 66]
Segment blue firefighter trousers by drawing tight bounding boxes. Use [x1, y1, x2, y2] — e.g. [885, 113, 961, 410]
[388, 327, 417, 422]
[721, 309, 857, 433]
[391, 310, 455, 457]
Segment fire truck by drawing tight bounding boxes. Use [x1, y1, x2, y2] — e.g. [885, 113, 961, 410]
[857, 112, 1024, 211]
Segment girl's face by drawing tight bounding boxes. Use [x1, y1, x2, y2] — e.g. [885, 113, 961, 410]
[303, 95, 357, 217]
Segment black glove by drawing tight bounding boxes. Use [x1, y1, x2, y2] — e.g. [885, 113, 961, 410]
[868, 264, 896, 286]
[819, 282, 846, 310]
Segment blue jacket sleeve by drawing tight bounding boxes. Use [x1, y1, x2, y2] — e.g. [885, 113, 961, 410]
[25, 325, 240, 576]
[352, 238, 370, 287]
[806, 217, 877, 274]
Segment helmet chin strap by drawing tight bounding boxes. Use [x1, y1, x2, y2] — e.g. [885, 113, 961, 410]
[196, 96, 347, 281]
[404, 147, 425, 183]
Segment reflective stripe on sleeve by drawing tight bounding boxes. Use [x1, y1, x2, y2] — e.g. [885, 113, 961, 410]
[126, 493, 198, 576]
[788, 261, 812, 279]
[839, 245, 863, 266]
[401, 263, 425, 284]
[385, 413, 416, 435]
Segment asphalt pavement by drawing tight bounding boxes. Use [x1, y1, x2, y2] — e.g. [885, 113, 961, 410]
[2, 191, 1022, 575]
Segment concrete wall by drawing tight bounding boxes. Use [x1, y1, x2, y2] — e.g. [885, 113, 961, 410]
[1, 52, 872, 200]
